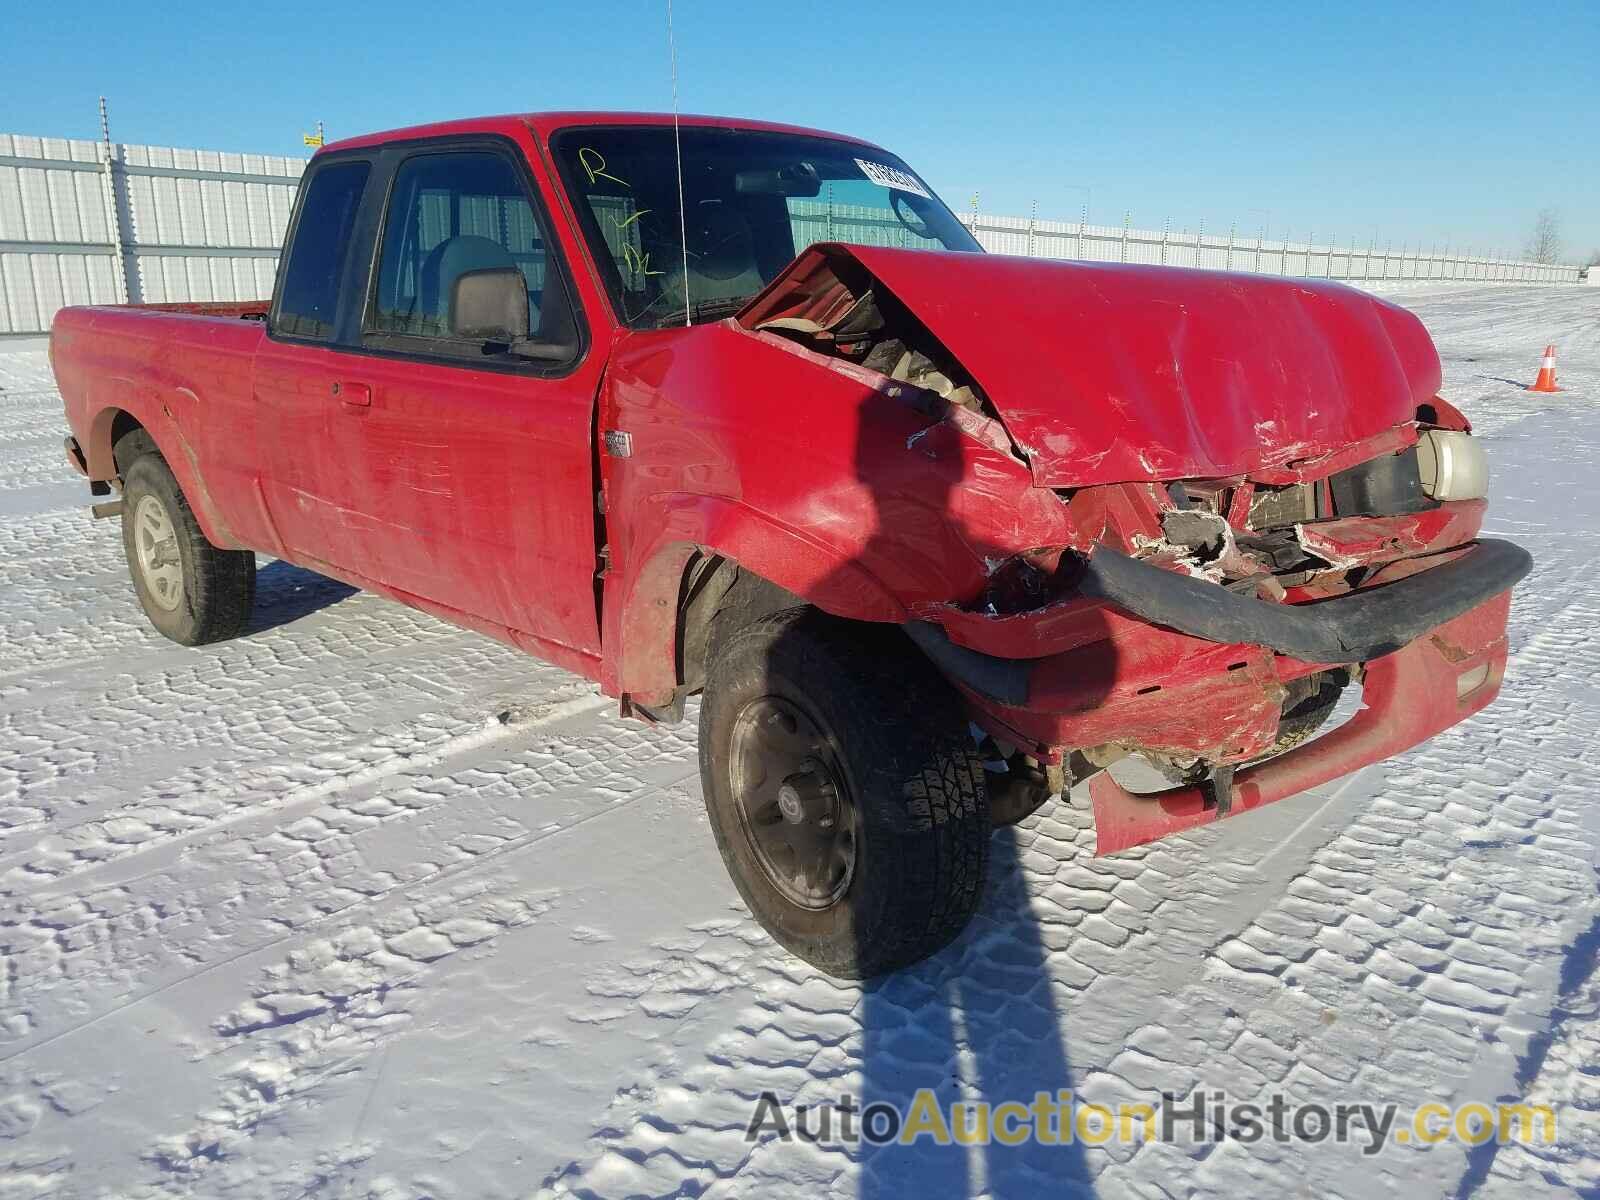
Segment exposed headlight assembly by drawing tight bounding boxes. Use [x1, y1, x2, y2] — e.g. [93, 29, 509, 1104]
[1416, 430, 1488, 501]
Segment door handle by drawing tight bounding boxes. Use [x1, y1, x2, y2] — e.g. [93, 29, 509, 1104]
[332, 381, 372, 409]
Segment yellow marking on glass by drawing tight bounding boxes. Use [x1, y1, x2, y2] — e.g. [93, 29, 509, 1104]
[578, 147, 630, 189]
[622, 243, 665, 278]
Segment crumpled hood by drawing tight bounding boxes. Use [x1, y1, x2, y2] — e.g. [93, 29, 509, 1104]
[745, 244, 1442, 487]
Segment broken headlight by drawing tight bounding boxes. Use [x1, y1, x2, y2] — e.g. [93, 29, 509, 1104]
[981, 548, 1087, 615]
[1415, 430, 1488, 502]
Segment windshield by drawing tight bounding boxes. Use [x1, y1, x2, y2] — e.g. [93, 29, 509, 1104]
[551, 126, 981, 329]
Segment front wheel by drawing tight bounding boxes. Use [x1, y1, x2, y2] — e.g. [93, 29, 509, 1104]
[120, 452, 256, 646]
[699, 609, 990, 979]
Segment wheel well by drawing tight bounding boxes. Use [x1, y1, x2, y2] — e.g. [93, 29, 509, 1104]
[675, 555, 806, 693]
[109, 410, 156, 475]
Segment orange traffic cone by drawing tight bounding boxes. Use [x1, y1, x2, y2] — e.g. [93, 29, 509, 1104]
[1528, 344, 1562, 393]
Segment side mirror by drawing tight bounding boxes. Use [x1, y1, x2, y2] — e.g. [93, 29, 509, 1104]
[450, 267, 529, 342]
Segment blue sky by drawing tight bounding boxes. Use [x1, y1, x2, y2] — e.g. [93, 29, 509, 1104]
[6, 0, 1596, 259]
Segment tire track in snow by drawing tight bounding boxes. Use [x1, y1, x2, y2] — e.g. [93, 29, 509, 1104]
[1, 752, 700, 1068]
[1, 691, 613, 896]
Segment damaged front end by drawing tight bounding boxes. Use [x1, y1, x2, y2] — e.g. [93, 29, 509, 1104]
[915, 441, 1530, 852]
[737, 244, 1531, 852]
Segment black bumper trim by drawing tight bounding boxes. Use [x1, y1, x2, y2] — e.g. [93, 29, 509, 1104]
[1078, 537, 1532, 665]
[907, 538, 1531, 705]
[903, 620, 1032, 706]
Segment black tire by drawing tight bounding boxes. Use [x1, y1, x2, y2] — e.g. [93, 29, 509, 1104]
[120, 452, 256, 646]
[1271, 670, 1347, 754]
[699, 609, 989, 979]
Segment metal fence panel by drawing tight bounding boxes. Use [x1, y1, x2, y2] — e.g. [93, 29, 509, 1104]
[0, 128, 1583, 336]
[0, 129, 303, 334]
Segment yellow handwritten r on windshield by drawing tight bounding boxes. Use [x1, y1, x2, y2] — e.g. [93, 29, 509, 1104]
[578, 147, 630, 189]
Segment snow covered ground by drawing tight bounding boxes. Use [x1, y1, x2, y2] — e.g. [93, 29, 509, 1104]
[0, 284, 1596, 1199]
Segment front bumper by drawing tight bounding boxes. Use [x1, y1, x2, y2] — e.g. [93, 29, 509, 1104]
[906, 538, 1531, 853]
[1076, 536, 1531, 664]
[907, 538, 1531, 708]
[1090, 589, 1513, 852]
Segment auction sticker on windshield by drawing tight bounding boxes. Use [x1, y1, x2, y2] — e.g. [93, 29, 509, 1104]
[853, 158, 931, 199]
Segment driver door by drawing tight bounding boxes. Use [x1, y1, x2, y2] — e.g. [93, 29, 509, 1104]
[319, 143, 604, 656]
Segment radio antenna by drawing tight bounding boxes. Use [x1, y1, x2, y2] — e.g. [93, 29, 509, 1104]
[667, 0, 690, 326]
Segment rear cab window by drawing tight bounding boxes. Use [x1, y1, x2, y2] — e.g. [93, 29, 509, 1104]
[272, 159, 371, 340]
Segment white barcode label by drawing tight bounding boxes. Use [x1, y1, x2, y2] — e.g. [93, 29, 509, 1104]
[853, 158, 931, 200]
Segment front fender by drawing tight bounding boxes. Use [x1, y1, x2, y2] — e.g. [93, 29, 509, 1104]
[604, 492, 905, 700]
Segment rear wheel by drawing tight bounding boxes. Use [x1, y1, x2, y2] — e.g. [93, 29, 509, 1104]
[119, 452, 256, 646]
[699, 609, 989, 979]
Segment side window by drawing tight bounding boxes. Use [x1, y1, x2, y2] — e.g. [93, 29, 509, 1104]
[370, 150, 572, 354]
[275, 160, 371, 340]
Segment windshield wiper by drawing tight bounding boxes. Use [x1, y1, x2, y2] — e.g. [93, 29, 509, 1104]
[663, 296, 750, 327]
[634, 293, 754, 331]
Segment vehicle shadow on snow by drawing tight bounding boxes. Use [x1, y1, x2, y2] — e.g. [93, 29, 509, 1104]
[853, 827, 1101, 1198]
[247, 558, 360, 633]
[752, 398, 1109, 1196]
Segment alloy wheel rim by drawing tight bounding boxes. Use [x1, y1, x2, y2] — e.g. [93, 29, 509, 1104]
[729, 695, 858, 910]
[134, 494, 183, 611]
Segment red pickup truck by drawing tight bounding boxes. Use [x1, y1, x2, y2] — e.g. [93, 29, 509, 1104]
[52, 112, 1530, 977]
